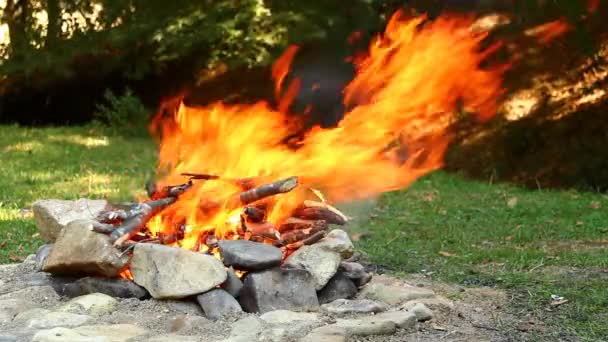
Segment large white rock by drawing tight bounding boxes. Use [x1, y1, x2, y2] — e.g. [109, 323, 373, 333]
[130, 244, 227, 299]
[359, 282, 436, 305]
[335, 317, 397, 336]
[33, 199, 108, 242]
[315, 229, 354, 258]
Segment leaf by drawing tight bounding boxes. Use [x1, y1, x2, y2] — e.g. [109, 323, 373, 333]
[0, 241, 6, 248]
[8, 254, 25, 262]
[439, 251, 456, 257]
[507, 197, 518, 208]
[590, 201, 601, 209]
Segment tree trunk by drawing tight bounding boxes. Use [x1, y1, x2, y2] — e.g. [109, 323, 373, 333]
[46, 0, 62, 49]
[4, 0, 30, 60]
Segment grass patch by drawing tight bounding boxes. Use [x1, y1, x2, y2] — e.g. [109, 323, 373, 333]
[353, 172, 608, 341]
[1, 125, 606, 339]
[0, 124, 156, 263]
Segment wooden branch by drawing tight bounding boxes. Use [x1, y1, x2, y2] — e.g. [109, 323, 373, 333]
[279, 221, 328, 245]
[97, 209, 128, 223]
[110, 197, 176, 246]
[278, 217, 323, 232]
[302, 200, 349, 223]
[284, 231, 327, 249]
[229, 176, 298, 208]
[244, 221, 280, 240]
[291, 207, 347, 225]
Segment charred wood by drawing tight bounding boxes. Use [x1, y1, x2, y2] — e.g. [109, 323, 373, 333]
[291, 207, 347, 225]
[244, 221, 280, 240]
[244, 206, 265, 222]
[302, 200, 348, 223]
[90, 222, 117, 234]
[110, 197, 176, 246]
[230, 176, 298, 208]
[278, 217, 326, 232]
[284, 230, 327, 250]
[279, 222, 328, 245]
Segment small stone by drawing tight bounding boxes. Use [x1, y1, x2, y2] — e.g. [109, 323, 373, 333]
[360, 282, 435, 305]
[315, 229, 354, 258]
[196, 289, 243, 320]
[222, 267, 243, 297]
[239, 268, 319, 313]
[259, 310, 319, 324]
[60, 276, 149, 299]
[218, 240, 282, 271]
[339, 261, 372, 287]
[301, 325, 348, 342]
[25, 311, 91, 329]
[35, 244, 53, 271]
[335, 317, 396, 336]
[321, 299, 387, 315]
[229, 316, 264, 341]
[42, 220, 129, 277]
[283, 244, 341, 290]
[58, 293, 118, 315]
[169, 315, 211, 333]
[374, 310, 417, 328]
[130, 243, 226, 299]
[409, 303, 434, 321]
[33, 199, 108, 242]
[317, 273, 357, 304]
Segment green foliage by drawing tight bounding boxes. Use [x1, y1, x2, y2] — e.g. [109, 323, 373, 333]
[93, 89, 149, 136]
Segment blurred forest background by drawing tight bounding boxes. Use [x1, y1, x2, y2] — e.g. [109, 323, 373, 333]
[0, 0, 607, 190]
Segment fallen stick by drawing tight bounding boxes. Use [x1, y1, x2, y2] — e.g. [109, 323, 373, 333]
[110, 197, 176, 246]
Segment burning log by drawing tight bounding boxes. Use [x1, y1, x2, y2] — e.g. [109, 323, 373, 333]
[291, 207, 347, 225]
[279, 221, 328, 245]
[244, 221, 280, 240]
[301, 200, 348, 224]
[284, 231, 327, 250]
[243, 206, 265, 222]
[110, 197, 176, 246]
[229, 176, 299, 208]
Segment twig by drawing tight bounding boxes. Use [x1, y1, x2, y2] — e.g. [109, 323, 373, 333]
[110, 197, 176, 246]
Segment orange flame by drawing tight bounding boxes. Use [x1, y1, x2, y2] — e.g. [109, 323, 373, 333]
[526, 19, 572, 44]
[148, 11, 504, 249]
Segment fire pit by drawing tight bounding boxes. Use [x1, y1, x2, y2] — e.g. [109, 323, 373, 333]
[1, 10, 505, 341]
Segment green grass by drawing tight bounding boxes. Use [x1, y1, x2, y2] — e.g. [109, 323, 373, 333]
[353, 172, 608, 341]
[1, 124, 606, 340]
[0, 124, 157, 263]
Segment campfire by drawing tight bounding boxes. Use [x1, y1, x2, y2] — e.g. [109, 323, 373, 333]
[35, 10, 504, 318]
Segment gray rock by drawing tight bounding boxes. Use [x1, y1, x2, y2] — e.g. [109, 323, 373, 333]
[301, 325, 348, 342]
[147, 335, 199, 342]
[42, 220, 129, 277]
[218, 240, 282, 271]
[23, 311, 91, 329]
[259, 310, 319, 325]
[360, 282, 435, 305]
[239, 268, 319, 313]
[130, 243, 226, 299]
[0, 333, 19, 342]
[0, 298, 33, 323]
[335, 317, 397, 336]
[374, 310, 417, 328]
[284, 244, 341, 290]
[57, 293, 118, 315]
[402, 297, 455, 311]
[409, 303, 434, 322]
[317, 273, 357, 304]
[321, 299, 387, 315]
[169, 315, 211, 334]
[339, 261, 372, 287]
[228, 316, 264, 341]
[315, 229, 354, 258]
[196, 289, 243, 320]
[35, 244, 53, 271]
[0, 285, 60, 307]
[222, 267, 243, 297]
[163, 300, 205, 316]
[33, 199, 108, 242]
[32, 324, 146, 342]
[60, 276, 148, 299]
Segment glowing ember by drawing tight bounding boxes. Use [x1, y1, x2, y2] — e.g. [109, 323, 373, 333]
[525, 19, 572, 44]
[146, 11, 504, 253]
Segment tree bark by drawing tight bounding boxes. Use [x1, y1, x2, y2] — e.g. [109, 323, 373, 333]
[45, 0, 62, 49]
[4, 0, 30, 60]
